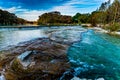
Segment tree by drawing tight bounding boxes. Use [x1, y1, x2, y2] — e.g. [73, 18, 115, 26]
[37, 11, 72, 25]
[99, 0, 111, 11]
[0, 9, 26, 26]
[78, 13, 90, 23]
[106, 23, 120, 32]
[72, 13, 90, 24]
[72, 13, 81, 23]
[89, 0, 114, 26]
[90, 11, 106, 26]
[106, 0, 120, 23]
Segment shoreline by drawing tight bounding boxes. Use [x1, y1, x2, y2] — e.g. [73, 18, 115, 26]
[0, 24, 80, 28]
[89, 27, 120, 36]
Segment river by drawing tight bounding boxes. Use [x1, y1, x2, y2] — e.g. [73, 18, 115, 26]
[0, 26, 120, 79]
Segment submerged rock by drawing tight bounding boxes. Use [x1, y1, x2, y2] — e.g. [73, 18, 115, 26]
[18, 51, 32, 61]
[0, 38, 70, 80]
[71, 77, 105, 80]
[71, 77, 81, 80]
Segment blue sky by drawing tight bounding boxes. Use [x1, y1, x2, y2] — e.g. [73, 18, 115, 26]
[0, 0, 113, 21]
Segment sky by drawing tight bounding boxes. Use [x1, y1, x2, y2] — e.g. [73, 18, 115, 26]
[0, 0, 114, 21]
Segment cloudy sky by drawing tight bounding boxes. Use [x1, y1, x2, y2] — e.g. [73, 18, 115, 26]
[0, 0, 114, 21]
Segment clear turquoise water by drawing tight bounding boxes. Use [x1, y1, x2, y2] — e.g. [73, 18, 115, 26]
[1, 26, 120, 79]
[68, 30, 120, 79]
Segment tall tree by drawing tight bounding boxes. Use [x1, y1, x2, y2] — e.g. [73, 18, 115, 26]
[0, 9, 26, 25]
[72, 13, 81, 23]
[106, 0, 120, 23]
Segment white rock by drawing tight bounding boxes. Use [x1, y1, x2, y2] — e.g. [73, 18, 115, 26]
[71, 77, 81, 80]
[71, 77, 88, 80]
[18, 51, 32, 61]
[97, 78, 104, 80]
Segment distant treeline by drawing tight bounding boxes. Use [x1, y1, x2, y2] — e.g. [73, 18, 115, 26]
[0, 9, 27, 25]
[88, 0, 120, 32]
[0, 0, 120, 29]
[37, 11, 91, 25]
[37, 11, 72, 25]
[89, 0, 120, 26]
[37, 0, 120, 28]
[72, 0, 120, 27]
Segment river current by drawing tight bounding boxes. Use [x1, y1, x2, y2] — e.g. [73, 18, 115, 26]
[0, 26, 120, 79]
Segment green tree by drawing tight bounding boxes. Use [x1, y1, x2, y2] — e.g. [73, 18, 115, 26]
[72, 13, 81, 23]
[106, 0, 120, 23]
[0, 9, 26, 26]
[78, 13, 90, 23]
[106, 23, 120, 32]
[90, 11, 106, 26]
[37, 11, 72, 25]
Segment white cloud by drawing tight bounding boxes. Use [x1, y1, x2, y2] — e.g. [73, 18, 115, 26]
[65, 0, 85, 5]
[51, 0, 97, 16]
[0, 0, 114, 21]
[5, 7, 16, 13]
[94, 0, 114, 3]
[52, 0, 114, 16]
[0, 6, 47, 21]
[0, 6, 22, 13]
[17, 10, 48, 21]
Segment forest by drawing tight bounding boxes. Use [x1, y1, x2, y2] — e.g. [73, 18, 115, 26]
[37, 0, 120, 30]
[0, 0, 120, 32]
[0, 9, 27, 25]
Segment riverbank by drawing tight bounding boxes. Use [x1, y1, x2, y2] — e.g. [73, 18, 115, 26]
[0, 24, 80, 28]
[89, 27, 120, 37]
[0, 25, 39, 28]
[0, 38, 70, 80]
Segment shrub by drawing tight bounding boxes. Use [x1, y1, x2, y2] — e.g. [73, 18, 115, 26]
[106, 23, 120, 32]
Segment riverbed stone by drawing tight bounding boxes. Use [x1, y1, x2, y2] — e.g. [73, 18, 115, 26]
[0, 38, 70, 80]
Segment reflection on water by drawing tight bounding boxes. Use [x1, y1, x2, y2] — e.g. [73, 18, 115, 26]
[0, 26, 84, 49]
[0, 29, 47, 49]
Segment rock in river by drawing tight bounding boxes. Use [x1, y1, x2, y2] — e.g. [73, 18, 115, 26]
[0, 38, 70, 80]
